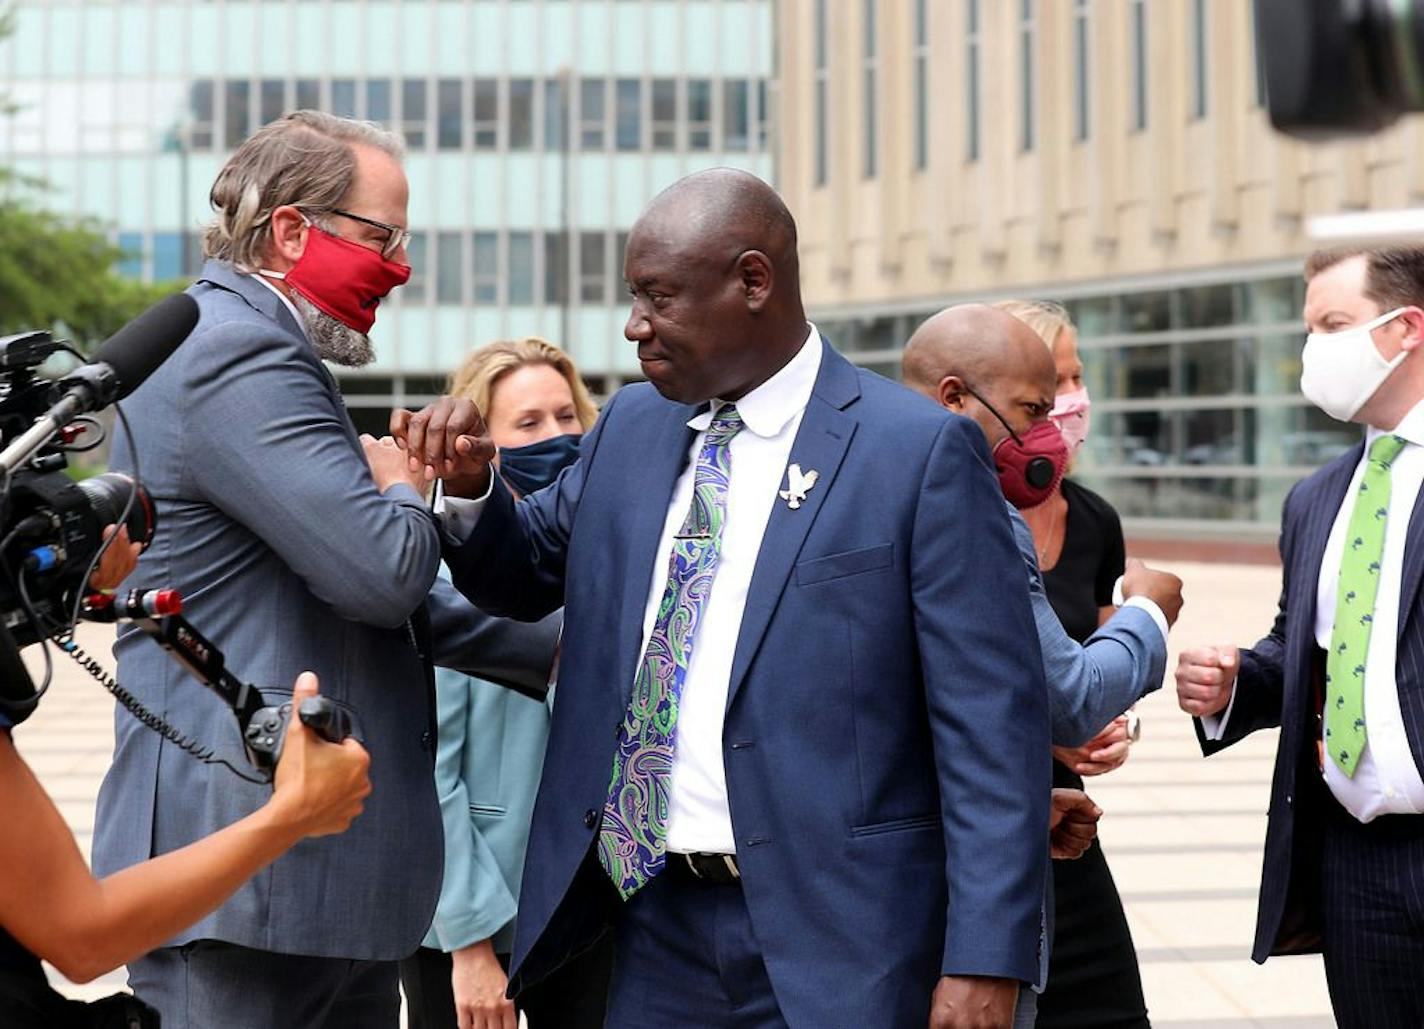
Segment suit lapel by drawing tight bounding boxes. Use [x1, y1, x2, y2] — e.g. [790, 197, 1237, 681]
[614, 401, 699, 704]
[1397, 477, 1424, 641]
[725, 343, 860, 712]
[1295, 445, 1362, 661]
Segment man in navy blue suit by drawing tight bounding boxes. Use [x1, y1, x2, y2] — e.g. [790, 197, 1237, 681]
[397, 170, 1052, 1028]
[1176, 247, 1424, 1028]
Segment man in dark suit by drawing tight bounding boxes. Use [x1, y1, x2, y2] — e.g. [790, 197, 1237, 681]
[1176, 247, 1424, 1027]
[94, 111, 557, 1028]
[397, 170, 1052, 1028]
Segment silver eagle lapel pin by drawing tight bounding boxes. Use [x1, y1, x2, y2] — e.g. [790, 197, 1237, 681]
[779, 463, 820, 510]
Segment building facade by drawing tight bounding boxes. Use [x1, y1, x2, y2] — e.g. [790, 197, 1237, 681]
[777, 0, 1424, 540]
[0, 0, 773, 433]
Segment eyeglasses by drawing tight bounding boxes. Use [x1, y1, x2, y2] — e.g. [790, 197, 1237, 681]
[305, 207, 412, 261]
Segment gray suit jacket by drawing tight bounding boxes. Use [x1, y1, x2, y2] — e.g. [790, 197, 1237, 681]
[1008, 506, 1166, 746]
[92, 261, 556, 960]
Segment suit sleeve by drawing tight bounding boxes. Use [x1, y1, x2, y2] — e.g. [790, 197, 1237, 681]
[181, 321, 440, 628]
[443, 388, 618, 621]
[1195, 487, 1297, 754]
[426, 573, 560, 702]
[912, 417, 1051, 984]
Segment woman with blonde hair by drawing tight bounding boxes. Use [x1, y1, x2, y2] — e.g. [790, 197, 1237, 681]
[992, 299, 1150, 1029]
[400, 338, 611, 1029]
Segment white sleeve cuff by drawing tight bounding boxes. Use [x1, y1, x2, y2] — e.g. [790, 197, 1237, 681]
[1121, 595, 1170, 649]
[1198, 687, 1237, 741]
[433, 477, 494, 542]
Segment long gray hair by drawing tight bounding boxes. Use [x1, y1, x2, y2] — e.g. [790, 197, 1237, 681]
[202, 110, 404, 272]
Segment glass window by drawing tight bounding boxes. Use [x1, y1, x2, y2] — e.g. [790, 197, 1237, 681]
[1179, 338, 1243, 396]
[473, 78, 499, 149]
[184, 232, 203, 277]
[580, 231, 606, 304]
[615, 79, 642, 151]
[402, 79, 428, 149]
[651, 79, 677, 150]
[544, 78, 568, 151]
[1130, 0, 1147, 132]
[189, 80, 215, 149]
[366, 80, 391, 125]
[863, 0, 877, 176]
[436, 230, 464, 304]
[472, 232, 498, 303]
[966, 0, 981, 161]
[1073, 0, 1090, 141]
[509, 79, 534, 150]
[756, 78, 769, 151]
[153, 232, 183, 281]
[1238, 277, 1299, 324]
[260, 79, 285, 126]
[615, 231, 630, 283]
[1066, 295, 1119, 336]
[223, 79, 251, 150]
[1191, 0, 1208, 119]
[580, 79, 607, 150]
[438, 79, 463, 150]
[117, 231, 143, 279]
[1181, 407, 1251, 465]
[1275, 404, 1358, 466]
[508, 231, 534, 304]
[914, 0, 929, 170]
[814, 0, 829, 185]
[296, 79, 320, 112]
[1019, 0, 1034, 152]
[1177, 283, 1235, 327]
[331, 80, 357, 118]
[1252, 0, 1268, 107]
[724, 80, 749, 152]
[1121, 290, 1171, 333]
[687, 80, 713, 151]
[544, 230, 568, 306]
[404, 231, 427, 302]
[1256, 333, 1305, 396]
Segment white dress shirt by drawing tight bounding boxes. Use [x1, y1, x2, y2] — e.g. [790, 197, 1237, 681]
[655, 327, 821, 853]
[440, 326, 822, 853]
[1206, 399, 1424, 822]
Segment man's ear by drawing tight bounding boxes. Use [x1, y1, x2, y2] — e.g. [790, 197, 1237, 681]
[269, 205, 310, 269]
[737, 250, 774, 312]
[1399, 306, 1424, 351]
[937, 375, 970, 412]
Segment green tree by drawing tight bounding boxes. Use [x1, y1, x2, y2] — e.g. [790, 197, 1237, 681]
[0, 6, 178, 348]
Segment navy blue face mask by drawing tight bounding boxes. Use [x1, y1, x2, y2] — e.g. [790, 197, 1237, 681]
[498, 433, 582, 495]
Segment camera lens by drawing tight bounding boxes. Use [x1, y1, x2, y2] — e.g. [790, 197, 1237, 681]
[78, 473, 157, 547]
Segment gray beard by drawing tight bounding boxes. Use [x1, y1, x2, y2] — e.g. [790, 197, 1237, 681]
[291, 292, 376, 368]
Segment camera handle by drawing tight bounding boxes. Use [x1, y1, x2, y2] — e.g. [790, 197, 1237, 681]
[83, 589, 352, 777]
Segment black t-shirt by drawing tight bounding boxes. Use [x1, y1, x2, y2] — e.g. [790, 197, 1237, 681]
[1041, 479, 1126, 646]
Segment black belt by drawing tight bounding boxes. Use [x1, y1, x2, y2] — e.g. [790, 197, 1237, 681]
[668, 852, 741, 885]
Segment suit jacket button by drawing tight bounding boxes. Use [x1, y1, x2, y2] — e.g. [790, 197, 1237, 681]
[584, 809, 599, 829]
[421, 731, 433, 749]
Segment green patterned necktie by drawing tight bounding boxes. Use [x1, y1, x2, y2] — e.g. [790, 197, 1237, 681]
[597, 404, 744, 899]
[1326, 433, 1408, 777]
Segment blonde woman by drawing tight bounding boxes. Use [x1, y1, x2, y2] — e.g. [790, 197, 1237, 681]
[400, 339, 610, 1029]
[993, 300, 1149, 1029]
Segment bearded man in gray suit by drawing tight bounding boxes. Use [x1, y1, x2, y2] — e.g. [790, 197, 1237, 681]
[92, 111, 556, 1029]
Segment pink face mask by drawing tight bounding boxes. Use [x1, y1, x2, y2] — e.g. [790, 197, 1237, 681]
[1051, 387, 1092, 453]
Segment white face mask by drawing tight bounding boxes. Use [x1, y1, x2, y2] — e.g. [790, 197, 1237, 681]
[1300, 307, 1409, 422]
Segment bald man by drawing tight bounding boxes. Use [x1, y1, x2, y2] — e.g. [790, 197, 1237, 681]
[401, 172, 1051, 1028]
[903, 306, 1183, 1025]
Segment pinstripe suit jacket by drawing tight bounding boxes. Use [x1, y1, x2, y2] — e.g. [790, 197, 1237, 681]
[1194, 441, 1424, 962]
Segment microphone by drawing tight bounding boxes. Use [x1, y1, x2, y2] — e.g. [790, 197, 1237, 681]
[0, 293, 199, 476]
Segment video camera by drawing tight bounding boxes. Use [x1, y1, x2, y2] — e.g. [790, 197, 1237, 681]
[0, 294, 350, 779]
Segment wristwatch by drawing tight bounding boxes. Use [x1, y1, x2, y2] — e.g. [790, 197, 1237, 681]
[1125, 709, 1143, 743]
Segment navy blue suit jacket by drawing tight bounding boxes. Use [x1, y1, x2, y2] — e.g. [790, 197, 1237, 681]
[1195, 441, 1424, 962]
[447, 341, 1051, 1026]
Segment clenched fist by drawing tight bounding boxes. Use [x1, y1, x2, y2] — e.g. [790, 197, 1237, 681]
[390, 397, 497, 499]
[1175, 645, 1238, 719]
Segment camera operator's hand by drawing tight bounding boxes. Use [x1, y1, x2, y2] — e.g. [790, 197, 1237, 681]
[88, 525, 143, 592]
[269, 673, 371, 838]
[390, 397, 496, 499]
[361, 434, 426, 496]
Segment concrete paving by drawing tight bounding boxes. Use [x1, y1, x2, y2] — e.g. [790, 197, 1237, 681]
[15, 557, 1335, 1026]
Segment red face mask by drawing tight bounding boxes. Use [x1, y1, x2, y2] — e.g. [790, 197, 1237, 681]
[965, 385, 1069, 509]
[267, 223, 410, 334]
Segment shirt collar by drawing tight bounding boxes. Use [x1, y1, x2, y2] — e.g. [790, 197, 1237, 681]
[248, 273, 309, 342]
[687, 324, 822, 437]
[1367, 395, 1424, 450]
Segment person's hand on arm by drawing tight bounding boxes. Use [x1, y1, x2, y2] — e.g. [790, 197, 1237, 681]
[450, 938, 517, 1029]
[1053, 715, 1132, 777]
[0, 673, 370, 982]
[1175, 645, 1239, 719]
[391, 398, 497, 499]
[929, 975, 1019, 1029]
[361, 434, 427, 496]
[1048, 787, 1102, 860]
